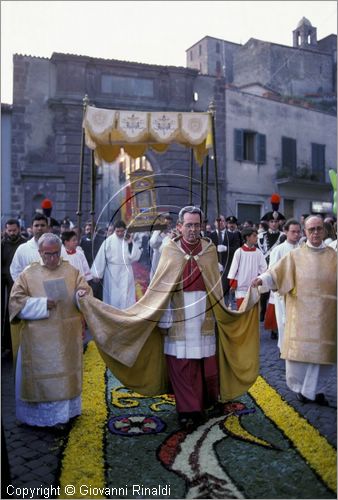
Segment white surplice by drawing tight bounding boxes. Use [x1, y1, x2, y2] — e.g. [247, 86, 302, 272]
[329, 239, 337, 251]
[149, 230, 166, 280]
[91, 233, 142, 309]
[10, 238, 40, 281]
[269, 240, 299, 352]
[160, 291, 216, 359]
[62, 246, 93, 281]
[227, 246, 267, 299]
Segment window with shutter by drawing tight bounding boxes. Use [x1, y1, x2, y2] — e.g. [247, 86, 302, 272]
[244, 132, 255, 161]
[234, 129, 266, 164]
[234, 129, 244, 161]
[282, 137, 297, 173]
[256, 134, 266, 164]
[311, 143, 325, 182]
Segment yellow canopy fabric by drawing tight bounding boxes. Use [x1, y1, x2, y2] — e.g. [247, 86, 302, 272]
[83, 106, 213, 166]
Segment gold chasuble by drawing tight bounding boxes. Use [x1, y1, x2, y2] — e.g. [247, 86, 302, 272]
[9, 261, 92, 402]
[79, 237, 261, 402]
[270, 245, 337, 364]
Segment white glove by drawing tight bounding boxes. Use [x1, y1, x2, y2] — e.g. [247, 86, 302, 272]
[217, 244, 227, 252]
[218, 262, 224, 273]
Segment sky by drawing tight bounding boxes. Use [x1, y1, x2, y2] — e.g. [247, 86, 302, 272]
[1, 1, 337, 104]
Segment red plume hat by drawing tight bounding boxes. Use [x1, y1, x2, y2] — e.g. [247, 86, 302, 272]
[41, 198, 53, 217]
[41, 198, 53, 209]
[261, 193, 285, 222]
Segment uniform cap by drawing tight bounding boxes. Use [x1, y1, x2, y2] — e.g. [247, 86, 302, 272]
[226, 216, 238, 223]
[261, 211, 285, 222]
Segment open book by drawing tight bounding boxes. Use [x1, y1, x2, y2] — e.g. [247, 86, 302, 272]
[43, 278, 68, 301]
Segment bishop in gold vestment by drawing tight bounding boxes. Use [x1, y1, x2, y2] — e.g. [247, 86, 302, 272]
[79, 207, 261, 429]
[9, 233, 92, 427]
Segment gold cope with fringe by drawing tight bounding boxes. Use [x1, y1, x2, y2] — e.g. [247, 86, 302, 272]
[272, 245, 337, 364]
[9, 261, 92, 402]
[79, 237, 261, 402]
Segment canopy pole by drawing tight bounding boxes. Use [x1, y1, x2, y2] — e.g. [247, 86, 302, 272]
[77, 94, 89, 235]
[200, 158, 204, 213]
[90, 150, 96, 234]
[189, 148, 194, 205]
[204, 154, 209, 221]
[209, 101, 220, 218]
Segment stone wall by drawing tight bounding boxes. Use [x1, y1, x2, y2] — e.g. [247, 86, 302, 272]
[11, 53, 222, 226]
[233, 39, 333, 96]
[206, 39, 241, 82]
[1, 105, 12, 222]
[186, 37, 241, 82]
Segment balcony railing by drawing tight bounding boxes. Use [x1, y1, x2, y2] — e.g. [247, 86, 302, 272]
[276, 167, 325, 183]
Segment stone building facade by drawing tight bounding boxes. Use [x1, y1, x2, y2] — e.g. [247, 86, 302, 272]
[5, 17, 337, 228]
[224, 87, 336, 222]
[186, 17, 337, 97]
[10, 53, 223, 227]
[1, 104, 12, 222]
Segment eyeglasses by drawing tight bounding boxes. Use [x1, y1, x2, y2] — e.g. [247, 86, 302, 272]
[306, 226, 324, 234]
[183, 223, 201, 229]
[42, 251, 61, 258]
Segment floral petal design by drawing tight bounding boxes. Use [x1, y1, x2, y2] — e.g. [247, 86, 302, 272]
[108, 414, 166, 436]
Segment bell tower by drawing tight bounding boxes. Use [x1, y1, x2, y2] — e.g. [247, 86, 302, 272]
[293, 17, 317, 49]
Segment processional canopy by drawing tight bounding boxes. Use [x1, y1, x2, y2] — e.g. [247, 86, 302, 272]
[83, 106, 213, 167]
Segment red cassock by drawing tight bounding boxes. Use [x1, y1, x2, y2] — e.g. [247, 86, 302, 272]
[166, 239, 219, 413]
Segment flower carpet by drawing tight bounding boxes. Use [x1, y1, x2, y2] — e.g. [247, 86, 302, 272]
[57, 262, 336, 499]
[57, 341, 336, 499]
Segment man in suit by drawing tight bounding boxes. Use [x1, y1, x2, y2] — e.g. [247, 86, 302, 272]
[1, 219, 27, 356]
[210, 215, 242, 303]
[201, 218, 212, 238]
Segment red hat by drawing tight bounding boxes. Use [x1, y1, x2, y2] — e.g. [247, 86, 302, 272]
[41, 198, 53, 209]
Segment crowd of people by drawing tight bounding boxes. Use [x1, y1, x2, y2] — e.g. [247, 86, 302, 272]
[2, 197, 337, 432]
